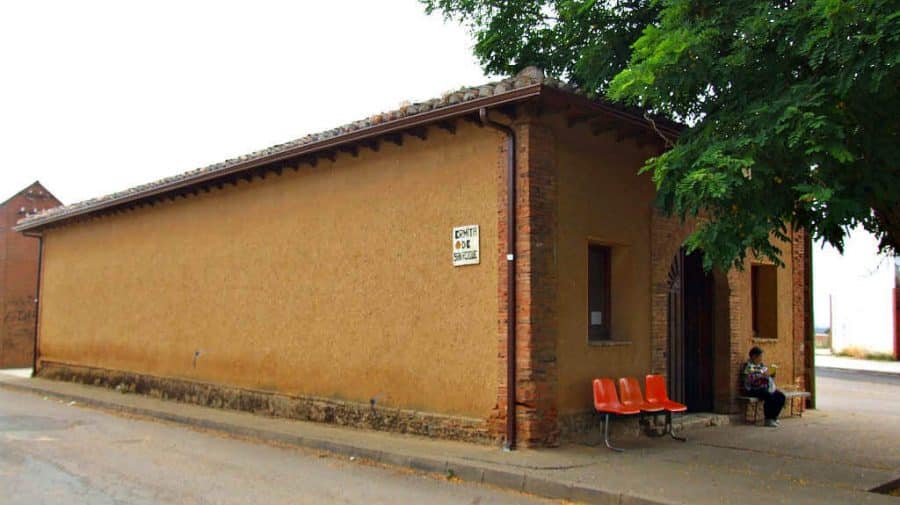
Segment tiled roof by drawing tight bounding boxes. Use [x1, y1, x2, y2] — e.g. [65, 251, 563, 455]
[15, 67, 586, 231]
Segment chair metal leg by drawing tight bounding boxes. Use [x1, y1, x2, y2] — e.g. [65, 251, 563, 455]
[603, 413, 624, 452]
[666, 411, 686, 442]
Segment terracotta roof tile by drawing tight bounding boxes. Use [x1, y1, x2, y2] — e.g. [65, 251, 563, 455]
[17, 67, 583, 230]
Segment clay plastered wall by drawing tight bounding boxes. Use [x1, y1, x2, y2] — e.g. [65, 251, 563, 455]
[550, 117, 658, 414]
[745, 242, 797, 388]
[38, 124, 499, 418]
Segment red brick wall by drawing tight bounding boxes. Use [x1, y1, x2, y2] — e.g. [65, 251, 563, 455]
[490, 112, 560, 448]
[649, 211, 695, 376]
[894, 288, 899, 361]
[1, 183, 60, 368]
[649, 211, 761, 414]
[790, 228, 811, 394]
[505, 114, 810, 439]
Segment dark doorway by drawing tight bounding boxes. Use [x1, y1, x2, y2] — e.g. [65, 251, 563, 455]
[667, 249, 715, 411]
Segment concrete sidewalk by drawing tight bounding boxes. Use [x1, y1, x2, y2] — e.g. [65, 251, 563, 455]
[1, 371, 897, 505]
[815, 353, 900, 375]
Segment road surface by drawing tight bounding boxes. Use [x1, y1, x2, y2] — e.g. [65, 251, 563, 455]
[0, 389, 552, 505]
[2, 367, 897, 504]
[815, 366, 900, 417]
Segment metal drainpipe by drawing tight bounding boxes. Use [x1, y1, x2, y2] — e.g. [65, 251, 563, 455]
[24, 232, 43, 377]
[478, 107, 517, 451]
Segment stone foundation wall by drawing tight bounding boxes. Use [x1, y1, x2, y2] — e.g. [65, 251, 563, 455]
[38, 361, 493, 444]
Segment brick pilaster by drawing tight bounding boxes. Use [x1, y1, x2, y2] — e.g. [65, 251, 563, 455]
[649, 211, 697, 375]
[650, 211, 748, 414]
[490, 112, 559, 448]
[790, 228, 811, 393]
[726, 266, 750, 413]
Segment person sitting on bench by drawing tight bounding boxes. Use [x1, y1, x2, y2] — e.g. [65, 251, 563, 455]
[742, 346, 786, 427]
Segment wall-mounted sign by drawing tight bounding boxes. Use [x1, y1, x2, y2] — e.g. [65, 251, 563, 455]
[452, 225, 480, 266]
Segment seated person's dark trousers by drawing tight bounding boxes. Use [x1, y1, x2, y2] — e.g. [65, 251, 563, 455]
[748, 390, 786, 420]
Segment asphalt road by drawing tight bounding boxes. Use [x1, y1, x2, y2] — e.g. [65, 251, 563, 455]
[815, 366, 900, 417]
[0, 390, 553, 505]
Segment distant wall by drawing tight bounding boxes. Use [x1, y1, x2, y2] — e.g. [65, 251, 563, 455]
[1, 183, 59, 368]
[37, 124, 500, 418]
[814, 230, 895, 355]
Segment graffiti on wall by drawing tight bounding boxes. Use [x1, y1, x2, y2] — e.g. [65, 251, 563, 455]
[4, 296, 36, 325]
[1, 295, 36, 366]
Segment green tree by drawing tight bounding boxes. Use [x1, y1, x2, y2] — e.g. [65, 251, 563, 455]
[424, 0, 899, 269]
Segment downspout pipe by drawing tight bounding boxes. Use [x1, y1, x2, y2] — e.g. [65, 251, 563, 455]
[23, 231, 43, 377]
[478, 107, 517, 451]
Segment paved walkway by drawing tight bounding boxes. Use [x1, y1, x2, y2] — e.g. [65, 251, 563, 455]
[815, 354, 900, 375]
[1, 371, 897, 505]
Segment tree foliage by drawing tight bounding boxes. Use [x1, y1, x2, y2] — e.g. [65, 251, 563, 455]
[423, 0, 900, 269]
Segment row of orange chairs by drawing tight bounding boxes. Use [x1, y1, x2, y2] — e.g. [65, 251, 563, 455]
[593, 374, 687, 452]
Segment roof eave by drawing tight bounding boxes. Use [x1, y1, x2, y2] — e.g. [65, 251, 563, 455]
[15, 82, 684, 233]
[16, 84, 545, 233]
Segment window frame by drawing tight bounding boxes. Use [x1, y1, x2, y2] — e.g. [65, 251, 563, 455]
[750, 263, 779, 340]
[587, 243, 612, 342]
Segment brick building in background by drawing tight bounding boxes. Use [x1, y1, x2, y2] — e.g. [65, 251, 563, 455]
[1, 182, 61, 368]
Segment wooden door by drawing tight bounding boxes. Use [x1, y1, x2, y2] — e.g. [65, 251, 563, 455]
[668, 249, 715, 411]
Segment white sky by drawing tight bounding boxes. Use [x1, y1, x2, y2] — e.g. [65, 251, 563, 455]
[3, 0, 890, 323]
[813, 229, 897, 329]
[0, 0, 489, 204]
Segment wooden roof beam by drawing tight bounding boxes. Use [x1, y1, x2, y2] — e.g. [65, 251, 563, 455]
[495, 104, 517, 121]
[407, 127, 428, 141]
[590, 119, 618, 136]
[461, 114, 481, 126]
[568, 112, 604, 128]
[361, 139, 379, 152]
[616, 126, 648, 144]
[339, 145, 359, 158]
[436, 120, 457, 134]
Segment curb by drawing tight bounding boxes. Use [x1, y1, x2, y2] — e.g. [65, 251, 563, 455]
[815, 366, 900, 379]
[0, 378, 673, 505]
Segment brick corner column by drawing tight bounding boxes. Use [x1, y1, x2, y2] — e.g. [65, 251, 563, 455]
[726, 266, 750, 413]
[491, 114, 560, 448]
[791, 227, 813, 403]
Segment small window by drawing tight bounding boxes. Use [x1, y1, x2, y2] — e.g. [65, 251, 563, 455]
[588, 244, 612, 341]
[751, 264, 778, 339]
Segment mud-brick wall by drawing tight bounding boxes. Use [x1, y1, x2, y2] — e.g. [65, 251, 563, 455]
[724, 237, 798, 398]
[37, 124, 500, 418]
[746, 236, 800, 390]
[1, 183, 59, 368]
[549, 115, 659, 416]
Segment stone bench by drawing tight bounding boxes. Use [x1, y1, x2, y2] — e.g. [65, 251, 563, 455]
[737, 391, 811, 424]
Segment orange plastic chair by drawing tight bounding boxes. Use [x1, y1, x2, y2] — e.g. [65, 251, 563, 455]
[645, 374, 687, 441]
[617, 377, 664, 413]
[593, 378, 639, 452]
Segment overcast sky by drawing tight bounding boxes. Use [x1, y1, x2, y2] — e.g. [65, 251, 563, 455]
[0, 0, 489, 204]
[3, 0, 891, 324]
